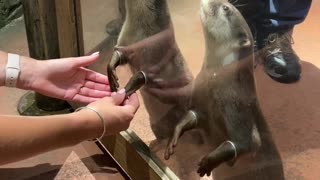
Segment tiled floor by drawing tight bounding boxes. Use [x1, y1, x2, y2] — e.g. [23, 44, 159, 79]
[0, 0, 319, 180]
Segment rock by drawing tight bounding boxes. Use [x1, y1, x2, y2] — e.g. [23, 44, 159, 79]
[0, 0, 22, 29]
[6, 4, 22, 22]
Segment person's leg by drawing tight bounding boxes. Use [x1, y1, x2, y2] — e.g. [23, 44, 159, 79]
[266, 0, 312, 29]
[256, 0, 312, 83]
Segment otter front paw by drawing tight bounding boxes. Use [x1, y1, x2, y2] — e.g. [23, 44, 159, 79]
[197, 155, 213, 177]
[107, 64, 119, 92]
[164, 137, 177, 160]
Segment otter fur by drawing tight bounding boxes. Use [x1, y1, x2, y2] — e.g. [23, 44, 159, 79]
[164, 0, 285, 179]
[107, 0, 193, 139]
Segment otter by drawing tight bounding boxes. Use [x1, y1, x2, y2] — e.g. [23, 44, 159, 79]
[106, 0, 193, 139]
[164, 0, 285, 179]
[105, 0, 126, 37]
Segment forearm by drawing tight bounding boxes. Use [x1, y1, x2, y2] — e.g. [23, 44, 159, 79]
[0, 50, 39, 89]
[0, 111, 101, 165]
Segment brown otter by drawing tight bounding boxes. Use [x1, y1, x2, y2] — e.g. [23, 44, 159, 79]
[105, 0, 126, 37]
[164, 0, 285, 179]
[107, 0, 193, 139]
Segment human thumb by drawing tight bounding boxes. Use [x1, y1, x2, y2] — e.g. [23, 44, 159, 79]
[111, 89, 126, 105]
[72, 52, 100, 68]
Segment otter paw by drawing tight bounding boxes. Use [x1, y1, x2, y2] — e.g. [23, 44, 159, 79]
[107, 67, 120, 92]
[197, 156, 213, 177]
[164, 139, 176, 160]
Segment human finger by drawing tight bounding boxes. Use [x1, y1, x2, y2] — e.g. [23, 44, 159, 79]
[83, 81, 111, 91]
[79, 87, 111, 98]
[85, 69, 109, 84]
[71, 95, 101, 104]
[150, 75, 192, 88]
[123, 93, 140, 113]
[70, 52, 100, 68]
[111, 89, 126, 105]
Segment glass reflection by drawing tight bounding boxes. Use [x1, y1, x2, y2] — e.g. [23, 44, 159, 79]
[82, 0, 317, 179]
[106, 0, 284, 179]
[107, 0, 193, 141]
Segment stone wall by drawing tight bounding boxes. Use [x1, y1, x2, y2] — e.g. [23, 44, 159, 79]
[0, 0, 23, 28]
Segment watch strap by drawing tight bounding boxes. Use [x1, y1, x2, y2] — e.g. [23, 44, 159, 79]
[5, 53, 20, 87]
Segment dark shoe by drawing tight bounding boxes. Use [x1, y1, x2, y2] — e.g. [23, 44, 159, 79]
[257, 28, 301, 83]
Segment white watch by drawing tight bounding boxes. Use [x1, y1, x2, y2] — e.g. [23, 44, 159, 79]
[5, 53, 20, 87]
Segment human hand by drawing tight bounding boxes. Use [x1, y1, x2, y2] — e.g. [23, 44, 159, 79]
[85, 89, 140, 136]
[146, 73, 194, 104]
[20, 53, 111, 104]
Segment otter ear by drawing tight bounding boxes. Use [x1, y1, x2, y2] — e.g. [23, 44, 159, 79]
[239, 38, 251, 48]
[232, 37, 252, 49]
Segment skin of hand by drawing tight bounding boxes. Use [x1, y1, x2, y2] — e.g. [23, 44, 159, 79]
[16, 52, 111, 104]
[0, 51, 141, 165]
[78, 89, 140, 136]
[0, 90, 140, 165]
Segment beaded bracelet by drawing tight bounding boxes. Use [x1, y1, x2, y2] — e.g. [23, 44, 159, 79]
[75, 106, 106, 142]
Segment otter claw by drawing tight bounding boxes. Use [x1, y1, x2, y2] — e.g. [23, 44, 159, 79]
[197, 156, 212, 177]
[107, 66, 120, 92]
[112, 70, 119, 85]
[164, 140, 175, 160]
[107, 49, 124, 92]
[164, 129, 180, 160]
[111, 72, 119, 91]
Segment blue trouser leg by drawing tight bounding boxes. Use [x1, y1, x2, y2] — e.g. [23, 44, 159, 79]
[231, 0, 310, 83]
[263, 0, 312, 30]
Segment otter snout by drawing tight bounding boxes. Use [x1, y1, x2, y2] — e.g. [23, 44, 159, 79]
[200, 0, 236, 40]
[201, 0, 234, 18]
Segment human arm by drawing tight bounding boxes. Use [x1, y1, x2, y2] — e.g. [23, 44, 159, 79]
[0, 51, 111, 104]
[0, 91, 140, 165]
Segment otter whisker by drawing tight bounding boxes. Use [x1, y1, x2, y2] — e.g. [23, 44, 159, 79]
[234, 3, 248, 8]
[228, 0, 239, 5]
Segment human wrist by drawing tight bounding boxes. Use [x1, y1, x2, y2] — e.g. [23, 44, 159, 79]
[0, 51, 7, 86]
[0, 51, 37, 89]
[71, 108, 105, 141]
[16, 56, 40, 90]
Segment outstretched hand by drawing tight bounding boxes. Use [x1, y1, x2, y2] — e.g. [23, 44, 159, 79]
[24, 53, 111, 104]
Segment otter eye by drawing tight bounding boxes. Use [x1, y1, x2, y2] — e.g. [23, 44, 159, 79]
[222, 5, 229, 11]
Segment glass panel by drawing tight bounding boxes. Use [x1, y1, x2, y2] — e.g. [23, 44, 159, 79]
[81, 0, 319, 179]
[81, 0, 121, 53]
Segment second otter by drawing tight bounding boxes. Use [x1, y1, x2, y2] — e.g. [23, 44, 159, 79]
[164, 0, 284, 179]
